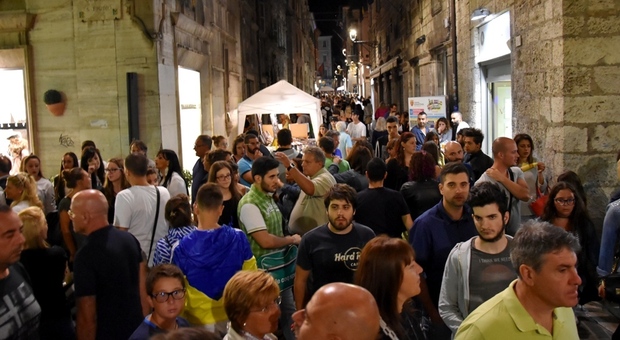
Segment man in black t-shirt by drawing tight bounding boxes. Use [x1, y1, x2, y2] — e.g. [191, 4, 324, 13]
[71, 190, 146, 340]
[0, 206, 41, 340]
[355, 158, 412, 238]
[294, 184, 375, 310]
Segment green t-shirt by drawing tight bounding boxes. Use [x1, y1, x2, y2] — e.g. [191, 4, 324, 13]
[324, 157, 351, 173]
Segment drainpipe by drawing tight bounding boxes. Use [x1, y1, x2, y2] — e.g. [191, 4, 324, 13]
[255, 0, 262, 90]
[450, 0, 459, 111]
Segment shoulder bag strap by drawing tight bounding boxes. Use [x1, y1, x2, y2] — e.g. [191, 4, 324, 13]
[147, 186, 161, 264]
[506, 168, 515, 213]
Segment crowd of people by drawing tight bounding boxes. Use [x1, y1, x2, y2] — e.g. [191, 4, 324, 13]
[0, 100, 619, 340]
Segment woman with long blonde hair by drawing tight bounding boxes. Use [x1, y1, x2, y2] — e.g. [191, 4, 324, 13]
[19, 206, 75, 339]
[5, 172, 43, 214]
[21, 154, 56, 215]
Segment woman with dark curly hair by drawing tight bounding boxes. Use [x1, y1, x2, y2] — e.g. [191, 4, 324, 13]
[155, 149, 188, 197]
[541, 181, 599, 304]
[231, 136, 245, 163]
[400, 151, 442, 221]
[433, 117, 452, 144]
[355, 236, 426, 340]
[385, 132, 416, 191]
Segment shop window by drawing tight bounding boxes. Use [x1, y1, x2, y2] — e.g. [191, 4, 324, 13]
[0, 49, 31, 175]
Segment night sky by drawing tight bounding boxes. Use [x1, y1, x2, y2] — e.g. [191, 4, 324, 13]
[308, 0, 368, 70]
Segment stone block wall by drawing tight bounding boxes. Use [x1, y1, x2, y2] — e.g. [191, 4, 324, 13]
[24, 0, 160, 177]
[456, 0, 620, 227]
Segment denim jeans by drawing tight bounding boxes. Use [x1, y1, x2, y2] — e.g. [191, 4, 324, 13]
[598, 201, 620, 276]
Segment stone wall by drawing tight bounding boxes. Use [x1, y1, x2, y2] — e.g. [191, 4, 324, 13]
[456, 0, 620, 227]
[19, 0, 160, 177]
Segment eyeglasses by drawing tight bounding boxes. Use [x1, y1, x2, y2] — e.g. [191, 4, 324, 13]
[554, 198, 575, 206]
[67, 210, 75, 219]
[216, 173, 232, 181]
[104, 168, 122, 173]
[151, 289, 186, 303]
[251, 296, 282, 313]
[194, 144, 206, 148]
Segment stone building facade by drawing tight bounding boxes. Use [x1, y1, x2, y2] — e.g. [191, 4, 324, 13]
[0, 0, 317, 177]
[362, 0, 620, 225]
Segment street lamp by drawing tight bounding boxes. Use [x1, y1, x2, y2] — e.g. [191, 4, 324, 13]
[348, 27, 377, 47]
[349, 28, 357, 42]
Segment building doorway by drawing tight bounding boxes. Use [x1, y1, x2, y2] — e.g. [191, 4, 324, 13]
[488, 81, 512, 143]
[178, 67, 202, 173]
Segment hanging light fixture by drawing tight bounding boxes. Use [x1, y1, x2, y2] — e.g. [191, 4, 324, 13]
[470, 8, 490, 21]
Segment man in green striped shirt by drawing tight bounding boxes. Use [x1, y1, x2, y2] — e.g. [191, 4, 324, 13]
[238, 156, 301, 340]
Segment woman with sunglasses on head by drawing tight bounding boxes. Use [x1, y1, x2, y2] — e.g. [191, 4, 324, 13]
[57, 167, 91, 263]
[223, 270, 281, 340]
[5, 172, 43, 214]
[102, 158, 131, 224]
[208, 161, 243, 229]
[53, 152, 79, 206]
[155, 149, 188, 198]
[541, 181, 599, 304]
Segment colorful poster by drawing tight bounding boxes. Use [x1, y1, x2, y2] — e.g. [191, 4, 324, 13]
[408, 96, 447, 130]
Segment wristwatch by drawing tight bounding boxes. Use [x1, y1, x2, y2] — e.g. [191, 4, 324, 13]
[287, 163, 295, 171]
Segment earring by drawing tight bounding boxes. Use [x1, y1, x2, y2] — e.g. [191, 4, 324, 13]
[243, 322, 246, 328]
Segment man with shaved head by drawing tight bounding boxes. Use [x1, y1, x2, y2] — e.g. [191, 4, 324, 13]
[292, 282, 380, 340]
[72, 190, 148, 340]
[444, 141, 475, 187]
[475, 137, 530, 235]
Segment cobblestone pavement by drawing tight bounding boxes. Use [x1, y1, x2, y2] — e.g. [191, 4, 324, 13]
[577, 301, 619, 339]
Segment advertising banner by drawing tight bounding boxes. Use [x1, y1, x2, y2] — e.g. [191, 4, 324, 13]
[407, 96, 447, 129]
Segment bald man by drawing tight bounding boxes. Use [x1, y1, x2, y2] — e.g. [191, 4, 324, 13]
[71, 190, 148, 340]
[444, 141, 475, 187]
[292, 282, 380, 340]
[475, 137, 530, 235]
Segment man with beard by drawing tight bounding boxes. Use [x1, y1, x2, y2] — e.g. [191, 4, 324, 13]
[455, 221, 580, 339]
[294, 184, 375, 310]
[238, 156, 301, 340]
[411, 112, 430, 150]
[409, 163, 477, 340]
[476, 137, 530, 236]
[237, 134, 263, 187]
[444, 141, 475, 187]
[438, 182, 517, 335]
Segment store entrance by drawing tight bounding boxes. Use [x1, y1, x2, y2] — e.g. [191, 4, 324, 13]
[178, 67, 202, 174]
[0, 48, 31, 174]
[488, 81, 512, 142]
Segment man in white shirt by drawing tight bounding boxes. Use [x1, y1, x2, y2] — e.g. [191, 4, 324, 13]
[346, 110, 367, 143]
[114, 153, 170, 266]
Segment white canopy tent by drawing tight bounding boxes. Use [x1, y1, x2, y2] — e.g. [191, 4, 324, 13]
[319, 85, 335, 93]
[235, 80, 322, 136]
